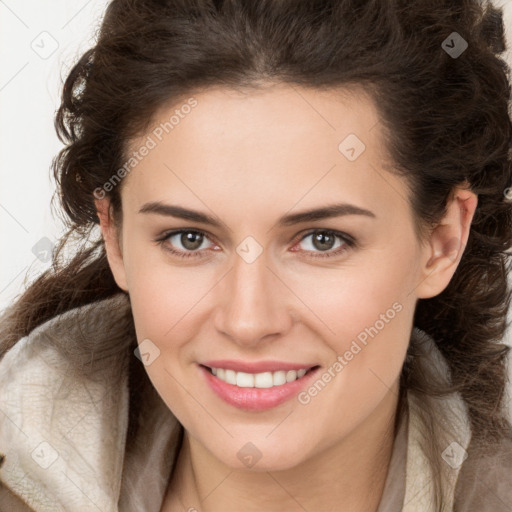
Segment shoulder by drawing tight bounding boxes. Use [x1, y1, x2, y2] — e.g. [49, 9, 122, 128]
[0, 479, 35, 512]
[454, 432, 512, 511]
[405, 328, 512, 511]
[0, 293, 134, 375]
[0, 293, 136, 512]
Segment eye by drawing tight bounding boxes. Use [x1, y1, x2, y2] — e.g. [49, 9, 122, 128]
[155, 229, 217, 259]
[290, 229, 355, 259]
[155, 228, 356, 260]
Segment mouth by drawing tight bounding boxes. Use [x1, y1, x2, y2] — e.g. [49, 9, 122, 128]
[198, 363, 321, 411]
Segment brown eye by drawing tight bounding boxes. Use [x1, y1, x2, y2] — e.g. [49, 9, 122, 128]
[156, 229, 216, 259]
[178, 231, 205, 251]
[292, 229, 355, 259]
[310, 231, 337, 251]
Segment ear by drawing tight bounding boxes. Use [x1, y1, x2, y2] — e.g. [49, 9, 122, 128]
[95, 198, 129, 292]
[415, 185, 478, 299]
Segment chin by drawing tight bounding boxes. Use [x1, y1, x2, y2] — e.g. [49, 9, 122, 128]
[210, 441, 309, 473]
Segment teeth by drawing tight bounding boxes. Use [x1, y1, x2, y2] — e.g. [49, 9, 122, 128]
[286, 370, 297, 382]
[236, 371, 254, 387]
[225, 369, 237, 385]
[210, 366, 311, 388]
[273, 371, 286, 386]
[254, 372, 272, 388]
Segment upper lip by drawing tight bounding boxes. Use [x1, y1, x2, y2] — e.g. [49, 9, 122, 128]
[201, 360, 318, 373]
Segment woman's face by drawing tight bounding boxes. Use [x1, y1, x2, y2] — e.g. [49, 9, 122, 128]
[99, 84, 457, 471]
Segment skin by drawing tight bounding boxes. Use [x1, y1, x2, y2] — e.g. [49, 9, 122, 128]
[96, 83, 477, 512]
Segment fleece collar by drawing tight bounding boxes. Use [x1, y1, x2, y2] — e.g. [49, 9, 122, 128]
[0, 294, 471, 511]
[401, 334, 472, 512]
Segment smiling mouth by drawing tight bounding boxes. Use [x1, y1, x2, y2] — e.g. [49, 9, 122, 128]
[200, 364, 320, 389]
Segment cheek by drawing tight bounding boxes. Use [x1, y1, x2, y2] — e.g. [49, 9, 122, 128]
[124, 249, 209, 417]
[291, 263, 414, 445]
[288, 247, 416, 402]
[288, 248, 416, 347]
[123, 234, 210, 339]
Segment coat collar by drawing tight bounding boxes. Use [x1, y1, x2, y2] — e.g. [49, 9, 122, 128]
[0, 294, 471, 511]
[401, 329, 472, 512]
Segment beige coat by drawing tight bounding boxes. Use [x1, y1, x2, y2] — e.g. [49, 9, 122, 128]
[0, 293, 511, 511]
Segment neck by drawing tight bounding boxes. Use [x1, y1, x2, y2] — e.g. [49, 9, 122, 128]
[162, 384, 400, 512]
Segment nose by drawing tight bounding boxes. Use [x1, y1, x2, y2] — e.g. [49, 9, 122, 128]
[212, 248, 295, 348]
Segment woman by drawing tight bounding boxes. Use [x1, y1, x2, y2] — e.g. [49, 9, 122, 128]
[1, 0, 511, 510]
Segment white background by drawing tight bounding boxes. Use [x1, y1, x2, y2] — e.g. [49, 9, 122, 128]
[0, 0, 110, 309]
[1, 1, 512, 416]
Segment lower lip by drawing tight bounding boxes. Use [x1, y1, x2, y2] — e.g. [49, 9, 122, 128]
[199, 364, 320, 411]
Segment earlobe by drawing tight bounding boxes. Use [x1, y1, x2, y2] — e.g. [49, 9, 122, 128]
[94, 198, 129, 292]
[415, 187, 478, 299]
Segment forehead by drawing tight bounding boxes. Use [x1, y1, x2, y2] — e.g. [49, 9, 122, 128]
[146, 83, 382, 151]
[121, 84, 410, 226]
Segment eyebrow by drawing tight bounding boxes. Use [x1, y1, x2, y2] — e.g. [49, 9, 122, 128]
[138, 201, 376, 228]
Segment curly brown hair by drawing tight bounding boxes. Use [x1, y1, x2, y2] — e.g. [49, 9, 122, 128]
[1, 0, 511, 509]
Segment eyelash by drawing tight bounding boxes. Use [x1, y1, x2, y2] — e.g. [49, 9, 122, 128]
[155, 228, 356, 260]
